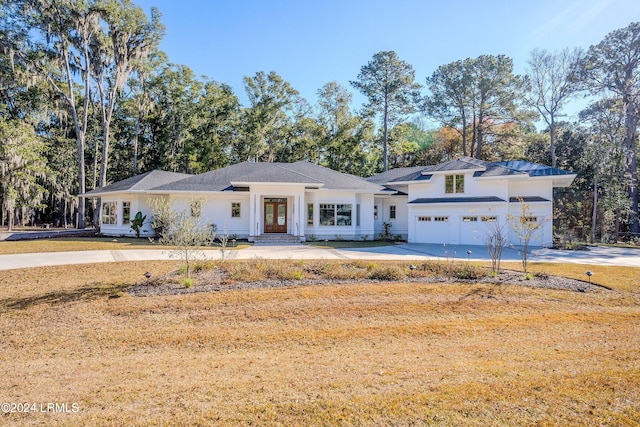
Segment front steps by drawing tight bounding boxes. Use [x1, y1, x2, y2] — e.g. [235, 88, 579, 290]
[252, 234, 304, 245]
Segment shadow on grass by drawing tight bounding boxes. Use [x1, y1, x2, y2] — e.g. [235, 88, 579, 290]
[0, 282, 129, 311]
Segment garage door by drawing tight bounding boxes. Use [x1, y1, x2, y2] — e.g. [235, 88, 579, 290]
[415, 215, 450, 244]
[459, 216, 481, 245]
[459, 215, 502, 245]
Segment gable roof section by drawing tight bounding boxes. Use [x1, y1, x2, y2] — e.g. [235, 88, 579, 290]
[285, 161, 385, 191]
[427, 157, 488, 172]
[366, 166, 429, 184]
[82, 170, 192, 196]
[368, 157, 576, 184]
[152, 162, 324, 192]
[86, 161, 386, 195]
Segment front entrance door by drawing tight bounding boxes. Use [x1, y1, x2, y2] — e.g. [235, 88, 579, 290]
[264, 198, 287, 233]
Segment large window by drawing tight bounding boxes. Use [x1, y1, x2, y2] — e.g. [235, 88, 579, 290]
[307, 203, 314, 226]
[122, 202, 131, 225]
[102, 201, 117, 225]
[319, 203, 352, 226]
[445, 174, 464, 194]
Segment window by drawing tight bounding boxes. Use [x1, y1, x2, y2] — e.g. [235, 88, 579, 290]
[319, 204, 335, 226]
[319, 203, 352, 226]
[481, 216, 497, 222]
[374, 205, 378, 220]
[307, 203, 314, 226]
[356, 204, 360, 227]
[418, 216, 431, 222]
[231, 202, 241, 218]
[462, 216, 478, 222]
[434, 216, 449, 222]
[523, 216, 538, 222]
[389, 205, 396, 219]
[122, 202, 131, 225]
[445, 174, 464, 194]
[101, 201, 117, 225]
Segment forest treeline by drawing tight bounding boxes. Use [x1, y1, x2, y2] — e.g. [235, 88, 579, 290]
[0, 1, 638, 243]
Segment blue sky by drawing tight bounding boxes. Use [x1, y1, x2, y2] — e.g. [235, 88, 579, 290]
[135, 0, 640, 121]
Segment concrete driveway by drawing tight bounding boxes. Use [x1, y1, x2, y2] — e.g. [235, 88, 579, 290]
[0, 243, 638, 271]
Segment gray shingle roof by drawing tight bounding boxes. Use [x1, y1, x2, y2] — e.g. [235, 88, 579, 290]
[152, 162, 324, 192]
[86, 161, 386, 195]
[366, 166, 429, 184]
[409, 196, 506, 204]
[285, 161, 385, 191]
[82, 170, 192, 196]
[427, 157, 489, 172]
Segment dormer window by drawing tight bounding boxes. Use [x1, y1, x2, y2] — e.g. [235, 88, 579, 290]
[445, 174, 464, 194]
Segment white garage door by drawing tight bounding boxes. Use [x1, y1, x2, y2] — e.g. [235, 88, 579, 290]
[459, 215, 501, 245]
[415, 215, 450, 244]
[459, 216, 482, 245]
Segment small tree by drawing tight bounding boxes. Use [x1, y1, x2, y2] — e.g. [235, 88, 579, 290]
[149, 197, 213, 279]
[484, 220, 508, 276]
[130, 211, 146, 238]
[507, 199, 546, 276]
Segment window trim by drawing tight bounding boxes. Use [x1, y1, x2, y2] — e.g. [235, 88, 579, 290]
[231, 202, 241, 218]
[445, 174, 465, 194]
[307, 203, 314, 226]
[101, 201, 117, 225]
[389, 205, 396, 220]
[122, 201, 131, 225]
[319, 203, 353, 226]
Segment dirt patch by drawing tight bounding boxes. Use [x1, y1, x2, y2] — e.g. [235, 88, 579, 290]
[128, 265, 606, 297]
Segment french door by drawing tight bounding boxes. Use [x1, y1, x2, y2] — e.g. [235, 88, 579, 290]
[264, 198, 287, 233]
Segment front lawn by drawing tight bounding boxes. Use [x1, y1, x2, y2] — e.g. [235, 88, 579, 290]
[0, 261, 638, 425]
[0, 236, 251, 255]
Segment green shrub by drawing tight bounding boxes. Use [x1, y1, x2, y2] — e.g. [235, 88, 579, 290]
[281, 269, 305, 281]
[453, 264, 486, 280]
[182, 277, 194, 288]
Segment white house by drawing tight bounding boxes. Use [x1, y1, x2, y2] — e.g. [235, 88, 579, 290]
[368, 157, 576, 246]
[84, 157, 575, 246]
[83, 161, 387, 243]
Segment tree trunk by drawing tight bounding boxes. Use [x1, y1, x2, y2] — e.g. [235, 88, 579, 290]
[461, 110, 467, 157]
[133, 114, 140, 174]
[383, 99, 389, 171]
[615, 207, 620, 243]
[550, 114, 557, 168]
[591, 178, 598, 243]
[475, 112, 484, 159]
[622, 97, 639, 236]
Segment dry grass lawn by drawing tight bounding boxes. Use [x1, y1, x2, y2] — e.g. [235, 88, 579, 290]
[0, 237, 250, 255]
[0, 261, 638, 426]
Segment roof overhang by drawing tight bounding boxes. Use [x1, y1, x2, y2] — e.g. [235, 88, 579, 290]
[551, 174, 577, 187]
[231, 181, 324, 188]
[430, 168, 484, 175]
[409, 196, 506, 204]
